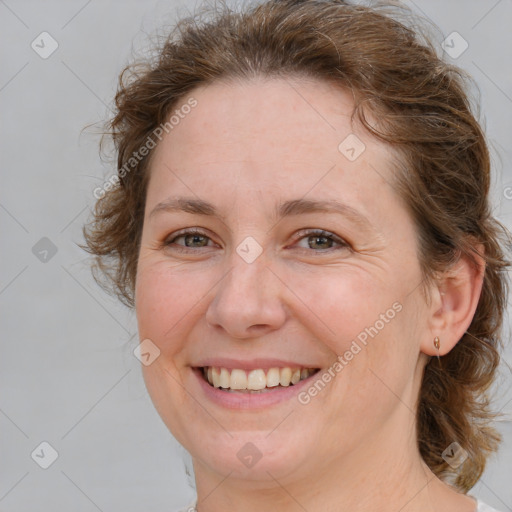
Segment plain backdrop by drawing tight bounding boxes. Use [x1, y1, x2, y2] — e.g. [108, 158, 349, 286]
[1, 1, 511, 511]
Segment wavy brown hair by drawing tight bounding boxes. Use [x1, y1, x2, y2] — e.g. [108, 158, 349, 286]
[83, 0, 511, 492]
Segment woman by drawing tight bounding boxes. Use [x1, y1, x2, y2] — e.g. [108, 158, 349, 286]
[83, 1, 510, 510]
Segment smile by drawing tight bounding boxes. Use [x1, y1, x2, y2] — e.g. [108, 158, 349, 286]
[200, 366, 320, 393]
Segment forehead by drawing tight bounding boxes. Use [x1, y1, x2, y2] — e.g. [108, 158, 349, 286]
[159, 77, 357, 162]
[146, 77, 400, 224]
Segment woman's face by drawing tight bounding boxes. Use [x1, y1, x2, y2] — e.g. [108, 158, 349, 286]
[135, 77, 431, 484]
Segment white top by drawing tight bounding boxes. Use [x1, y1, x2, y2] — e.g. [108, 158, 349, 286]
[477, 500, 504, 512]
[178, 499, 504, 511]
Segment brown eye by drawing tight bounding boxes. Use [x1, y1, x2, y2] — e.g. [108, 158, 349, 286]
[178, 233, 209, 248]
[164, 229, 215, 252]
[294, 229, 349, 252]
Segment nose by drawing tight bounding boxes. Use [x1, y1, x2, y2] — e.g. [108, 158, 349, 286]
[205, 250, 287, 339]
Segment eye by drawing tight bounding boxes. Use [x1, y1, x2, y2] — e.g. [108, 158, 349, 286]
[292, 229, 349, 252]
[164, 229, 216, 252]
[163, 228, 349, 254]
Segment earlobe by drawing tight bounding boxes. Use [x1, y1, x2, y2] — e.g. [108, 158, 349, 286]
[420, 244, 485, 357]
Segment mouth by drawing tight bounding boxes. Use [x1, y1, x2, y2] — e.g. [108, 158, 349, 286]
[197, 366, 321, 393]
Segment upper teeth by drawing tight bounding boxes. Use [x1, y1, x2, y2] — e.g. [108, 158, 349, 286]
[203, 367, 316, 390]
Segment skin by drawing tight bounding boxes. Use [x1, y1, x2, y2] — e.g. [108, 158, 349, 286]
[135, 77, 484, 512]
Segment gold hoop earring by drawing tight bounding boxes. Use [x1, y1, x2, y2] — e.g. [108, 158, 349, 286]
[433, 336, 441, 361]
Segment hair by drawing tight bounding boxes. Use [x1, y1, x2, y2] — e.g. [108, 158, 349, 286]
[83, 0, 511, 492]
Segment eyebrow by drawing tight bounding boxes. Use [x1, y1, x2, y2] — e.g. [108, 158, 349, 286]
[149, 197, 375, 232]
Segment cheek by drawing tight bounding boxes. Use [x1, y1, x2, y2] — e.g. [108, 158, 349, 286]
[135, 261, 209, 347]
[135, 266, 171, 343]
[134, 262, 202, 433]
[288, 266, 394, 354]
[293, 267, 416, 403]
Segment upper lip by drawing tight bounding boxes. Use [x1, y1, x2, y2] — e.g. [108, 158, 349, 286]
[193, 358, 322, 371]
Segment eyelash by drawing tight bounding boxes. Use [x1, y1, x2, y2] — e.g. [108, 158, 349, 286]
[163, 228, 349, 254]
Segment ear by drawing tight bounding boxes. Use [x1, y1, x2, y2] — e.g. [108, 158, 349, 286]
[420, 243, 485, 357]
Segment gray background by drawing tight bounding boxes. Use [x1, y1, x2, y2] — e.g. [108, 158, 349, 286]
[1, 0, 511, 511]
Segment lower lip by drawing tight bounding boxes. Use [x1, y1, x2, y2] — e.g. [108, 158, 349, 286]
[192, 368, 320, 409]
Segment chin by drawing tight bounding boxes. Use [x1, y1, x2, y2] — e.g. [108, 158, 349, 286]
[183, 422, 321, 484]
